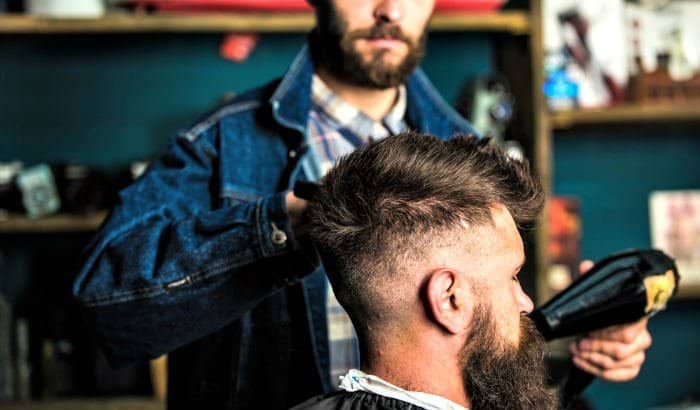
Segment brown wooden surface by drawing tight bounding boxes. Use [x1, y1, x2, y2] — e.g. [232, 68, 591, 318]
[529, 0, 553, 304]
[149, 356, 168, 402]
[551, 102, 700, 130]
[0, 212, 106, 233]
[0, 11, 530, 34]
[0, 398, 163, 410]
[430, 10, 530, 34]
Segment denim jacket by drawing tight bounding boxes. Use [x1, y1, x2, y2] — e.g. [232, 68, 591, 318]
[73, 45, 476, 409]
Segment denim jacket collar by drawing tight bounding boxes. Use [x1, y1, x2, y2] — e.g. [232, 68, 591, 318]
[269, 45, 315, 139]
[269, 45, 477, 146]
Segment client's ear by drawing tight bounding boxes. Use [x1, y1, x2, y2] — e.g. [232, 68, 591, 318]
[425, 269, 474, 335]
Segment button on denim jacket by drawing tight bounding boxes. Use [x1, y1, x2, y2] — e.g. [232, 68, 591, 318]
[73, 45, 476, 409]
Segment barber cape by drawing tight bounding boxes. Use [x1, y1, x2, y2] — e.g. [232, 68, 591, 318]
[290, 369, 469, 410]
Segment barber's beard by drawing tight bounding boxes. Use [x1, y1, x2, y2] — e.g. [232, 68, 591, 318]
[310, 7, 426, 89]
[461, 306, 558, 410]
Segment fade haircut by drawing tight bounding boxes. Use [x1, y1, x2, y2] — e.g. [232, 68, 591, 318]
[307, 132, 544, 337]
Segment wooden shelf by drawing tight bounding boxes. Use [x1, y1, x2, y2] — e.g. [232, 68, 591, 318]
[0, 10, 530, 34]
[0, 212, 107, 233]
[550, 102, 700, 130]
[431, 11, 530, 34]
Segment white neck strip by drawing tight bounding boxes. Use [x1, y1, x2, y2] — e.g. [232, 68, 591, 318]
[338, 369, 468, 410]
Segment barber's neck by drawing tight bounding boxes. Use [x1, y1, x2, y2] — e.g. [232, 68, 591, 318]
[360, 328, 470, 408]
[315, 67, 399, 121]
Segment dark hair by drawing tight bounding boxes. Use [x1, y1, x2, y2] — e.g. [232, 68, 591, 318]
[307, 131, 543, 335]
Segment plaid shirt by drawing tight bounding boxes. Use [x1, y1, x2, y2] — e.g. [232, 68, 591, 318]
[308, 74, 408, 386]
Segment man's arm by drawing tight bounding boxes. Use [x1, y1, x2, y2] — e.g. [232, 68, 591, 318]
[73, 130, 318, 367]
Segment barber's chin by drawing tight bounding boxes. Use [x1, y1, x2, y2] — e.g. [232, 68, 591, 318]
[357, 47, 407, 64]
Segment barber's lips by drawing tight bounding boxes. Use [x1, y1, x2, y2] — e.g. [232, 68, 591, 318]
[362, 36, 406, 49]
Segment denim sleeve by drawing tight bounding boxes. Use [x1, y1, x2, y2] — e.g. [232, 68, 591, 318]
[72, 132, 320, 367]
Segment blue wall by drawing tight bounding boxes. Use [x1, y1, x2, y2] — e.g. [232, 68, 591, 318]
[1, 33, 308, 166]
[1, 32, 491, 167]
[554, 127, 700, 409]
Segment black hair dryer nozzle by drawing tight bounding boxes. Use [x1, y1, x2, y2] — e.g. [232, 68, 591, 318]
[529, 249, 679, 407]
[530, 249, 679, 342]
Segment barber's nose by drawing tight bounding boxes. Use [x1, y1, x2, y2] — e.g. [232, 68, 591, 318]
[374, 0, 402, 23]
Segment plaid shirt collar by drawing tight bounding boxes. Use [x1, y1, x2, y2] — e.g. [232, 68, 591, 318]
[311, 74, 407, 141]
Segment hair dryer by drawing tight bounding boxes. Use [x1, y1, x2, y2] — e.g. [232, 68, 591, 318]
[529, 249, 679, 406]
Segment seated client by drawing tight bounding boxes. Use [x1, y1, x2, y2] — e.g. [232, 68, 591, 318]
[294, 132, 556, 410]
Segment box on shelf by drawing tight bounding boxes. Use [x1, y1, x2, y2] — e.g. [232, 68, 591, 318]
[650, 190, 700, 296]
[546, 196, 582, 293]
[629, 58, 700, 103]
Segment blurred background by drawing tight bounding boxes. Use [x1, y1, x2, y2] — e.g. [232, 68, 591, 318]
[0, 0, 698, 409]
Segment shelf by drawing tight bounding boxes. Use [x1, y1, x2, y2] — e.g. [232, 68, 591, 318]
[0, 398, 162, 410]
[550, 102, 700, 130]
[431, 10, 530, 34]
[0, 10, 530, 34]
[0, 212, 107, 233]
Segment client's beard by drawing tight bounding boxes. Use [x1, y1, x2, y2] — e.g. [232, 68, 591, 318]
[461, 305, 558, 410]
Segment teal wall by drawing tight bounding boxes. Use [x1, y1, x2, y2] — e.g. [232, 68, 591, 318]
[1, 32, 491, 168]
[554, 127, 700, 409]
[1, 33, 309, 167]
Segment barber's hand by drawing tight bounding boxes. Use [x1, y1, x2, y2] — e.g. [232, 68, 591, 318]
[285, 191, 308, 237]
[569, 260, 652, 382]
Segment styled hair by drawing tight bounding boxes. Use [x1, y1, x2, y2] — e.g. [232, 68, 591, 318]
[307, 132, 543, 335]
